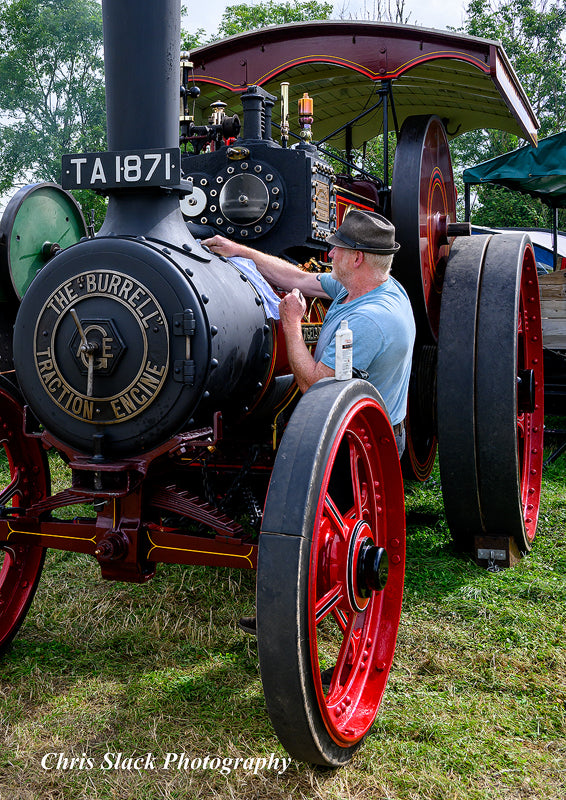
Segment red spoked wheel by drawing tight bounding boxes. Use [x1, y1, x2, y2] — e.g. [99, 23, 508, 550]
[0, 377, 49, 653]
[391, 115, 457, 342]
[257, 379, 405, 766]
[438, 234, 544, 553]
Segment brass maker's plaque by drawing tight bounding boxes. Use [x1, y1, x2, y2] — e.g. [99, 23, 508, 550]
[34, 270, 169, 424]
[313, 179, 330, 224]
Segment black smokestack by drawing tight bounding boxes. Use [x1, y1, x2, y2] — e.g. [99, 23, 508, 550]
[102, 0, 181, 152]
[98, 0, 201, 248]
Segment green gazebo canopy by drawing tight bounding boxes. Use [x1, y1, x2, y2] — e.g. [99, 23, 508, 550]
[463, 131, 566, 208]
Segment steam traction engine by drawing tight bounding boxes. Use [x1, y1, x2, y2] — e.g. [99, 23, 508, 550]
[0, 5, 544, 767]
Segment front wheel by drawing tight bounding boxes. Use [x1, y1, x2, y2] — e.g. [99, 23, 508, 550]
[0, 377, 49, 653]
[257, 379, 406, 766]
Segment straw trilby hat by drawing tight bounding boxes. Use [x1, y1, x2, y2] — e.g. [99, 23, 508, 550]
[327, 209, 400, 255]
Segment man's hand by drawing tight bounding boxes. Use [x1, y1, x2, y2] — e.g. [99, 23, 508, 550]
[279, 288, 307, 328]
[279, 288, 334, 393]
[202, 235, 244, 258]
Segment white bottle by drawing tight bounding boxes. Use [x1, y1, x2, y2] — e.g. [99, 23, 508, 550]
[335, 320, 353, 380]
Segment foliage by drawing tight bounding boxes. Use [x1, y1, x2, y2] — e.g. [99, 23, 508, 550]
[215, 0, 333, 38]
[0, 0, 106, 195]
[450, 0, 566, 228]
[463, 0, 566, 136]
[335, 0, 411, 23]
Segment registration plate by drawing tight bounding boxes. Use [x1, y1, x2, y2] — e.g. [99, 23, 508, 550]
[62, 147, 181, 190]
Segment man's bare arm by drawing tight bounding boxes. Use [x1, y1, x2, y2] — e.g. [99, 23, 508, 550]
[203, 235, 330, 299]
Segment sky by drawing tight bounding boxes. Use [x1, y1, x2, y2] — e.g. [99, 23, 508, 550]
[183, 0, 470, 39]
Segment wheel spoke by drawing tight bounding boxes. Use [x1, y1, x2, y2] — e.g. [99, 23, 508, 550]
[0, 468, 23, 507]
[347, 429, 374, 523]
[323, 493, 348, 539]
[315, 583, 344, 624]
[326, 612, 362, 700]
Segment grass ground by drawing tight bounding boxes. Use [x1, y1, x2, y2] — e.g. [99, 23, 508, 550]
[0, 445, 564, 800]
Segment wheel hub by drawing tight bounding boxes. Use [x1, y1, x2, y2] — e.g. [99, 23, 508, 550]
[345, 521, 388, 613]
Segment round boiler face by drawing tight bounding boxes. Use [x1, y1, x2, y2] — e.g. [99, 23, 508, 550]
[13, 237, 210, 458]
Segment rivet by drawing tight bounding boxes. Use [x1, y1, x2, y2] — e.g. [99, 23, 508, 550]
[391, 538, 400, 548]
[391, 554, 401, 565]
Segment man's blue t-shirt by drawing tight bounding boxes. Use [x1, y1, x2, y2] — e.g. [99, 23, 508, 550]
[315, 274, 416, 425]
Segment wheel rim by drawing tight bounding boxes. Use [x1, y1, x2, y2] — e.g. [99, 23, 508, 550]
[0, 379, 48, 651]
[391, 115, 456, 342]
[308, 398, 404, 745]
[516, 248, 544, 543]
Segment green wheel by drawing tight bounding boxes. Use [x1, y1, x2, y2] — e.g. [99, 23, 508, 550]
[0, 182, 86, 299]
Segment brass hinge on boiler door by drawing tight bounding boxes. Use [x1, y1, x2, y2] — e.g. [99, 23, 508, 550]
[173, 308, 196, 385]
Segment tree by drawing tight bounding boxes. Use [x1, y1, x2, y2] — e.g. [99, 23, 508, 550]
[182, 0, 333, 47]
[450, 0, 566, 228]
[215, 0, 333, 38]
[0, 0, 106, 196]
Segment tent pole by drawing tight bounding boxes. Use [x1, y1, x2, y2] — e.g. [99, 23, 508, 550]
[464, 184, 471, 221]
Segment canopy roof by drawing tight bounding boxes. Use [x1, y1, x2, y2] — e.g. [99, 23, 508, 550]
[188, 21, 538, 149]
[463, 131, 566, 208]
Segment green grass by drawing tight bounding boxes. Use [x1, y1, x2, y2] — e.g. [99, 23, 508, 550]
[0, 446, 564, 800]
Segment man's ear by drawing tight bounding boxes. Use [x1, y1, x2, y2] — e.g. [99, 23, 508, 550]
[352, 250, 364, 269]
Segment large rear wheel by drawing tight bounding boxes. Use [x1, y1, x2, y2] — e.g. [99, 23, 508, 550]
[437, 234, 544, 553]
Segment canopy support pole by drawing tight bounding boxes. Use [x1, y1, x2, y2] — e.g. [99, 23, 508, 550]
[552, 205, 558, 270]
[465, 184, 472, 222]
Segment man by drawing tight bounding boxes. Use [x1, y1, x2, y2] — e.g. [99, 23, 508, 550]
[203, 208, 415, 456]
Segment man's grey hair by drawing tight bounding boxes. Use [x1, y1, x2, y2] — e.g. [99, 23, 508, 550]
[365, 251, 394, 277]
